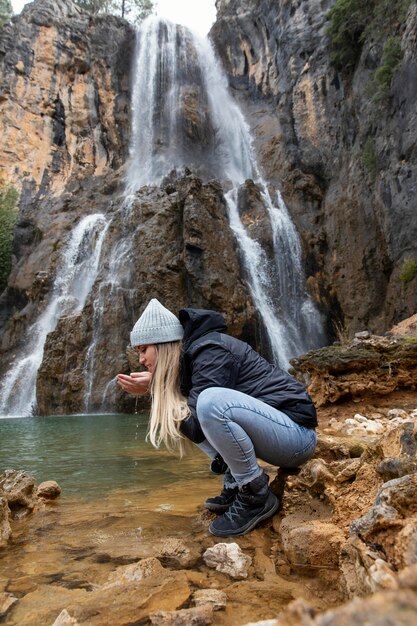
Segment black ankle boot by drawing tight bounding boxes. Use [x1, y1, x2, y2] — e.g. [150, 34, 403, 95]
[208, 472, 279, 537]
[204, 485, 239, 513]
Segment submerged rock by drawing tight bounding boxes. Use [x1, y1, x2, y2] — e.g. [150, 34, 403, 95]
[37, 481, 62, 500]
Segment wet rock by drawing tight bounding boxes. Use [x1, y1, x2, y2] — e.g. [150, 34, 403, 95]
[157, 537, 200, 569]
[203, 543, 252, 579]
[106, 557, 165, 586]
[192, 589, 227, 611]
[149, 606, 213, 626]
[0, 470, 37, 518]
[0, 592, 18, 618]
[36, 481, 62, 500]
[0, 497, 12, 548]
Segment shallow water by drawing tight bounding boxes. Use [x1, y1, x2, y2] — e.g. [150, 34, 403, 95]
[0, 413, 209, 497]
[0, 414, 329, 625]
[0, 414, 223, 623]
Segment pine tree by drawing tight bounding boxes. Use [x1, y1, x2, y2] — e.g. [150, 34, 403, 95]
[74, 0, 153, 24]
[0, 0, 13, 28]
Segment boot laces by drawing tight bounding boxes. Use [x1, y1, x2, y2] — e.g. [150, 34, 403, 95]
[222, 491, 252, 522]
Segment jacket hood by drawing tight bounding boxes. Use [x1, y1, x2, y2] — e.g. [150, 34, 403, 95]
[179, 308, 227, 349]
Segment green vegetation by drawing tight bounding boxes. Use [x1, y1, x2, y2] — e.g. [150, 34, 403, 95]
[0, 184, 19, 293]
[0, 0, 13, 28]
[399, 258, 417, 284]
[374, 36, 404, 97]
[74, 0, 153, 24]
[327, 0, 411, 75]
[327, 0, 370, 72]
[362, 136, 378, 178]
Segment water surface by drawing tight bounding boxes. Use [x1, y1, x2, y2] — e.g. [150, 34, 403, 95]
[0, 413, 208, 497]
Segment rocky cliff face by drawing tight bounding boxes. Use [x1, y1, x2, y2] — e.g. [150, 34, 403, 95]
[0, 0, 133, 196]
[0, 0, 256, 415]
[211, 0, 417, 336]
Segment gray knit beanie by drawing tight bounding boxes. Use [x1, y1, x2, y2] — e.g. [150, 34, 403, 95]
[130, 298, 184, 347]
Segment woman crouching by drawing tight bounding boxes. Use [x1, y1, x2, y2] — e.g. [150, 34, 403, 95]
[117, 298, 317, 537]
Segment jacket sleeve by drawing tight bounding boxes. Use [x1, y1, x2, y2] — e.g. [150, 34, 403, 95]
[179, 343, 239, 444]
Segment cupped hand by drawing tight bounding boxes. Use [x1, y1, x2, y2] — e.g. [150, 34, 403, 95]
[116, 371, 152, 395]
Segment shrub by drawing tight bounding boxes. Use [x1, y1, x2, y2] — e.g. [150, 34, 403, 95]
[374, 36, 404, 96]
[327, 0, 410, 75]
[0, 184, 19, 293]
[327, 0, 372, 72]
[399, 258, 417, 284]
[362, 136, 378, 178]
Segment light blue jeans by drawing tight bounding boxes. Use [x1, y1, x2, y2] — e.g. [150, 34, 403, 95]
[196, 387, 317, 488]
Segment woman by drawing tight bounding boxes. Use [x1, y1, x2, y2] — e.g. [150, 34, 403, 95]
[117, 298, 317, 537]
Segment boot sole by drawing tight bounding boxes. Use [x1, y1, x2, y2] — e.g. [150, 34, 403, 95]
[208, 494, 280, 537]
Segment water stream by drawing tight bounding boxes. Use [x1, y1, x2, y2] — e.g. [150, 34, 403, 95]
[126, 17, 324, 368]
[0, 214, 109, 417]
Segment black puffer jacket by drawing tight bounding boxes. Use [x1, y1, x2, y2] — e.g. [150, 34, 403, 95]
[178, 308, 317, 444]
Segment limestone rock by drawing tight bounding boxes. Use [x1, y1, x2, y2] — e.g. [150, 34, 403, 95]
[149, 606, 213, 626]
[280, 520, 345, 571]
[290, 338, 417, 408]
[0, 497, 12, 548]
[0, 592, 18, 618]
[51, 608, 80, 626]
[37, 481, 62, 500]
[203, 543, 252, 579]
[394, 521, 417, 569]
[192, 589, 227, 611]
[157, 537, 201, 569]
[0, 470, 37, 518]
[107, 557, 165, 586]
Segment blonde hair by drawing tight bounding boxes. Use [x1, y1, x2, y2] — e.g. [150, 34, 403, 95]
[147, 341, 190, 456]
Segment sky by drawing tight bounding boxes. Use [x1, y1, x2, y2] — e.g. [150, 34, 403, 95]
[10, 1, 217, 36]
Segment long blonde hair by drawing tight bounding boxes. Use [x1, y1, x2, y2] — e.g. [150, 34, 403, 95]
[147, 341, 190, 456]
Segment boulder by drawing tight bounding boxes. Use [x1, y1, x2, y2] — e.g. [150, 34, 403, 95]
[203, 543, 252, 579]
[0, 470, 37, 518]
[36, 481, 62, 500]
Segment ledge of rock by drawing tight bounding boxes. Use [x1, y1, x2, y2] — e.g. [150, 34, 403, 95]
[290, 320, 417, 407]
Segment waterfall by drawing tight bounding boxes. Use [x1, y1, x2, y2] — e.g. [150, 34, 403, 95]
[126, 17, 324, 368]
[0, 214, 109, 418]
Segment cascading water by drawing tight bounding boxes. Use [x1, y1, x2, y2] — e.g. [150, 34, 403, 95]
[126, 17, 324, 368]
[0, 214, 109, 418]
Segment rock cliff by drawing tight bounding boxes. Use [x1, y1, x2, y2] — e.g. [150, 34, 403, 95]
[0, 0, 256, 414]
[211, 0, 417, 336]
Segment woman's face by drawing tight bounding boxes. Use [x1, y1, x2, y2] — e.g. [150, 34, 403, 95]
[136, 344, 157, 374]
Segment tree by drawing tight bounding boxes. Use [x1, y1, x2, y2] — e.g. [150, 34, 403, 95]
[0, 183, 19, 293]
[74, 0, 153, 24]
[0, 0, 13, 28]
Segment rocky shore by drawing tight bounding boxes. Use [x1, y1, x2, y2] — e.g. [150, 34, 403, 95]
[1, 322, 417, 625]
